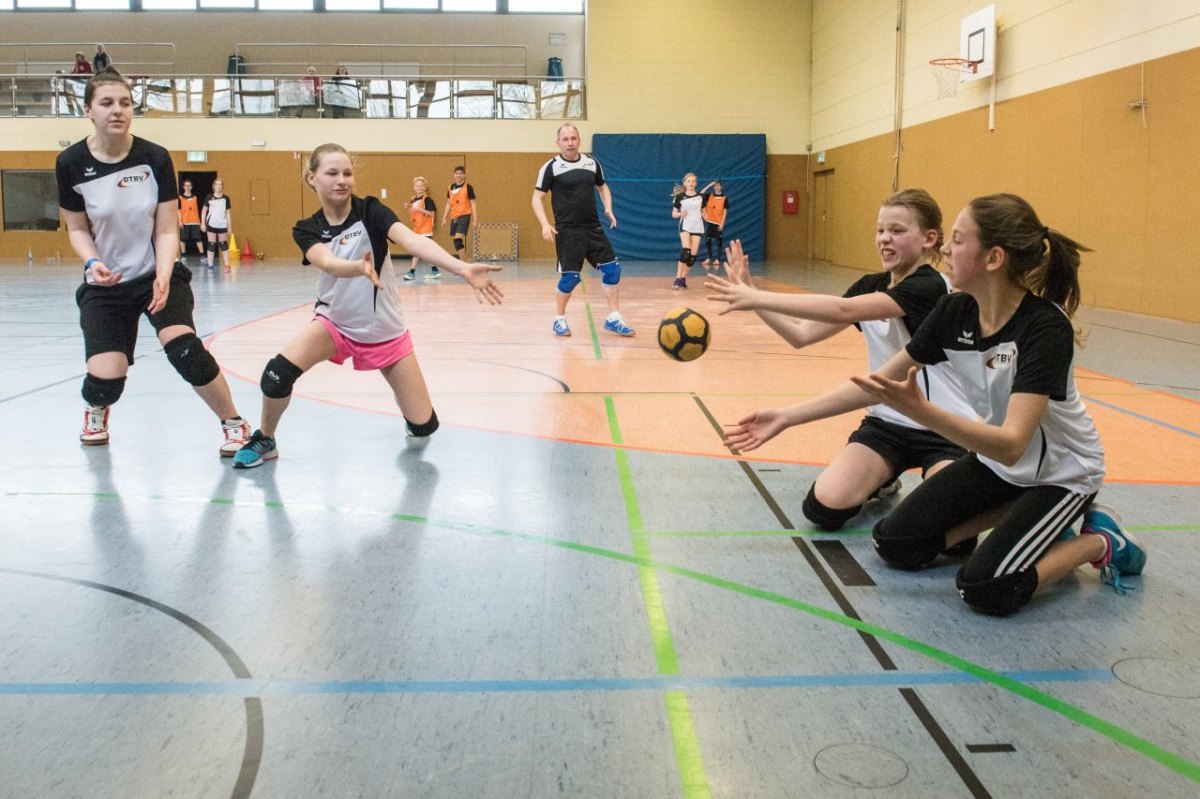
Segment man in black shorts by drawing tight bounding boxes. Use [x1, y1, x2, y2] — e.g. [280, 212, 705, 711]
[531, 124, 634, 338]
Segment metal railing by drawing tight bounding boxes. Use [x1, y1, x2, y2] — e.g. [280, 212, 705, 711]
[232, 42, 530, 78]
[0, 73, 585, 120]
[0, 42, 177, 75]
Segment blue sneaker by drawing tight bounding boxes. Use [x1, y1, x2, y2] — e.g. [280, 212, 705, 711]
[552, 317, 571, 337]
[603, 316, 635, 337]
[1082, 503, 1145, 594]
[233, 430, 278, 469]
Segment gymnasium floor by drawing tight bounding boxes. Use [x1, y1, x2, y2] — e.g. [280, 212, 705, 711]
[2, 256, 1198, 798]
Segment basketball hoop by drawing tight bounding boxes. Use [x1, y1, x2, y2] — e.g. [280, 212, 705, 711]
[929, 57, 979, 99]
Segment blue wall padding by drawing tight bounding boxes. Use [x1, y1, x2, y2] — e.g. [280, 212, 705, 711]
[591, 133, 766, 262]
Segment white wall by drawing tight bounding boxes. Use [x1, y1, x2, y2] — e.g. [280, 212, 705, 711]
[812, 0, 1200, 152]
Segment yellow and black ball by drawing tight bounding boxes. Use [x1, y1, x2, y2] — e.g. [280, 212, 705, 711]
[657, 307, 711, 362]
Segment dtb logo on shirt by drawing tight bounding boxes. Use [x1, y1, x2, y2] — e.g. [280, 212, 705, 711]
[986, 343, 1017, 370]
[338, 230, 363, 246]
[117, 170, 151, 188]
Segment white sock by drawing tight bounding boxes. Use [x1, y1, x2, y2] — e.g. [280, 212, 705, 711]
[606, 312, 622, 322]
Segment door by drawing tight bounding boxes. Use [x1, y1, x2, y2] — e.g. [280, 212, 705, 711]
[812, 169, 831, 261]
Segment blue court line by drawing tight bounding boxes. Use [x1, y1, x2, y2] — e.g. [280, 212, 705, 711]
[605, 174, 763, 183]
[0, 669, 1113, 697]
[1082, 394, 1200, 440]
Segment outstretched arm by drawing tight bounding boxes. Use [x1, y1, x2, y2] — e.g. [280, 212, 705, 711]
[388, 222, 503, 305]
[304, 243, 383, 287]
[725, 349, 922, 452]
[853, 369, 1045, 466]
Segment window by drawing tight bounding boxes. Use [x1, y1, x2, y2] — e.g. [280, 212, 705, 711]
[75, 0, 132, 7]
[141, 0, 197, 8]
[442, 0, 494, 10]
[2, 171, 60, 232]
[259, 0, 312, 8]
[509, 0, 582, 11]
[198, 0, 254, 8]
[382, 0, 436, 7]
[325, 0, 380, 9]
[15, 0, 72, 8]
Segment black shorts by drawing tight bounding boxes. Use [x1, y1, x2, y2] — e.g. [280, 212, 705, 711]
[180, 224, 203, 244]
[555, 225, 616, 273]
[75, 262, 196, 364]
[847, 415, 966, 484]
[449, 215, 472, 236]
[206, 226, 228, 236]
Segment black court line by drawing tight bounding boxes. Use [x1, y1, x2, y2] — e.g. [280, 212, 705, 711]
[691, 395, 991, 799]
[0, 568, 262, 799]
[966, 743, 1017, 754]
[812, 540, 876, 587]
[458, 358, 571, 393]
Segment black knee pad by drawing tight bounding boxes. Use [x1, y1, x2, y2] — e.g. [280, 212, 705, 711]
[81, 374, 126, 406]
[207, 241, 217, 253]
[453, 238, 465, 252]
[406, 408, 440, 438]
[802, 484, 861, 532]
[871, 517, 943, 571]
[679, 249, 695, 267]
[260, 354, 303, 399]
[218, 240, 230, 252]
[955, 568, 1038, 616]
[164, 333, 220, 387]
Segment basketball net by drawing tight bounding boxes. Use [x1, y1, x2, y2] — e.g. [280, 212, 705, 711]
[929, 58, 978, 99]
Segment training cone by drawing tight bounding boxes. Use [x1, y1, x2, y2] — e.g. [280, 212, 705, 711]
[241, 237, 253, 261]
[228, 232, 239, 262]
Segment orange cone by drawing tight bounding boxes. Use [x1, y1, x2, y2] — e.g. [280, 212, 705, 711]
[241, 236, 253, 261]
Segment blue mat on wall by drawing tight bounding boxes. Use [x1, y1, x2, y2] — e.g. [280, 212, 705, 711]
[591, 133, 766, 262]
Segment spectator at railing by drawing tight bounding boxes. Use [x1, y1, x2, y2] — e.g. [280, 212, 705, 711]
[298, 65, 322, 117]
[93, 44, 111, 73]
[326, 65, 359, 119]
[71, 52, 92, 75]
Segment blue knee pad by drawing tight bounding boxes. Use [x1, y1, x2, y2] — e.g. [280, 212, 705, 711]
[955, 568, 1038, 616]
[164, 333, 220, 387]
[802, 484, 860, 532]
[557, 270, 582, 294]
[82, 374, 126, 406]
[871, 517, 943, 571]
[599, 260, 621, 285]
[260, 354, 303, 399]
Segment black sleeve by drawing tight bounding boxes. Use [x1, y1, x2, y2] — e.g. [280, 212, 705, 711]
[292, 217, 323, 264]
[55, 150, 85, 213]
[884, 270, 945, 333]
[905, 293, 958, 366]
[841, 272, 883, 300]
[673, 195, 682, 210]
[423, 197, 436, 213]
[467, 184, 476, 200]
[364, 196, 401, 233]
[149, 145, 177, 203]
[593, 159, 606, 187]
[223, 196, 232, 210]
[1011, 312, 1074, 400]
[534, 160, 554, 192]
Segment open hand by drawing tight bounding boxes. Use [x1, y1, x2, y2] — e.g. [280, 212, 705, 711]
[850, 366, 925, 416]
[461, 262, 505, 305]
[722, 408, 787, 453]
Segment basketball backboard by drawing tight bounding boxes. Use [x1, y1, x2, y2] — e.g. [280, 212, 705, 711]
[961, 4, 996, 83]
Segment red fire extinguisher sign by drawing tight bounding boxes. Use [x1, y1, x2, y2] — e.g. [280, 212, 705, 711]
[782, 191, 799, 215]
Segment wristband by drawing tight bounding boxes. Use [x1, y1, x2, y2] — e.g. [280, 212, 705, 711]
[84, 257, 99, 271]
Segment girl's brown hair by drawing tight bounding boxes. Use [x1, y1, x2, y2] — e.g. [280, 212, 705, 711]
[882, 188, 944, 255]
[967, 193, 1090, 319]
[84, 67, 132, 107]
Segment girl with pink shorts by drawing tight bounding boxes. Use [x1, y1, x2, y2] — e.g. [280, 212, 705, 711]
[233, 143, 504, 468]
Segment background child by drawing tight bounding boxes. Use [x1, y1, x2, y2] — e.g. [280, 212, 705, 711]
[403, 176, 439, 281]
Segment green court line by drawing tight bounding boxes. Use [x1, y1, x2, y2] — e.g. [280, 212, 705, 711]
[584, 302, 603, 361]
[9, 490, 1200, 785]
[596, 320, 709, 796]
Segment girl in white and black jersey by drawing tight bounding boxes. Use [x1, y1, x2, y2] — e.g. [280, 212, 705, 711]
[670, 172, 706, 289]
[232, 143, 504, 469]
[201, 179, 233, 271]
[727, 193, 1146, 615]
[55, 68, 251, 454]
[708, 189, 973, 535]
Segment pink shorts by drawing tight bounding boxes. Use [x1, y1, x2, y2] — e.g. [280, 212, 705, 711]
[315, 316, 414, 371]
